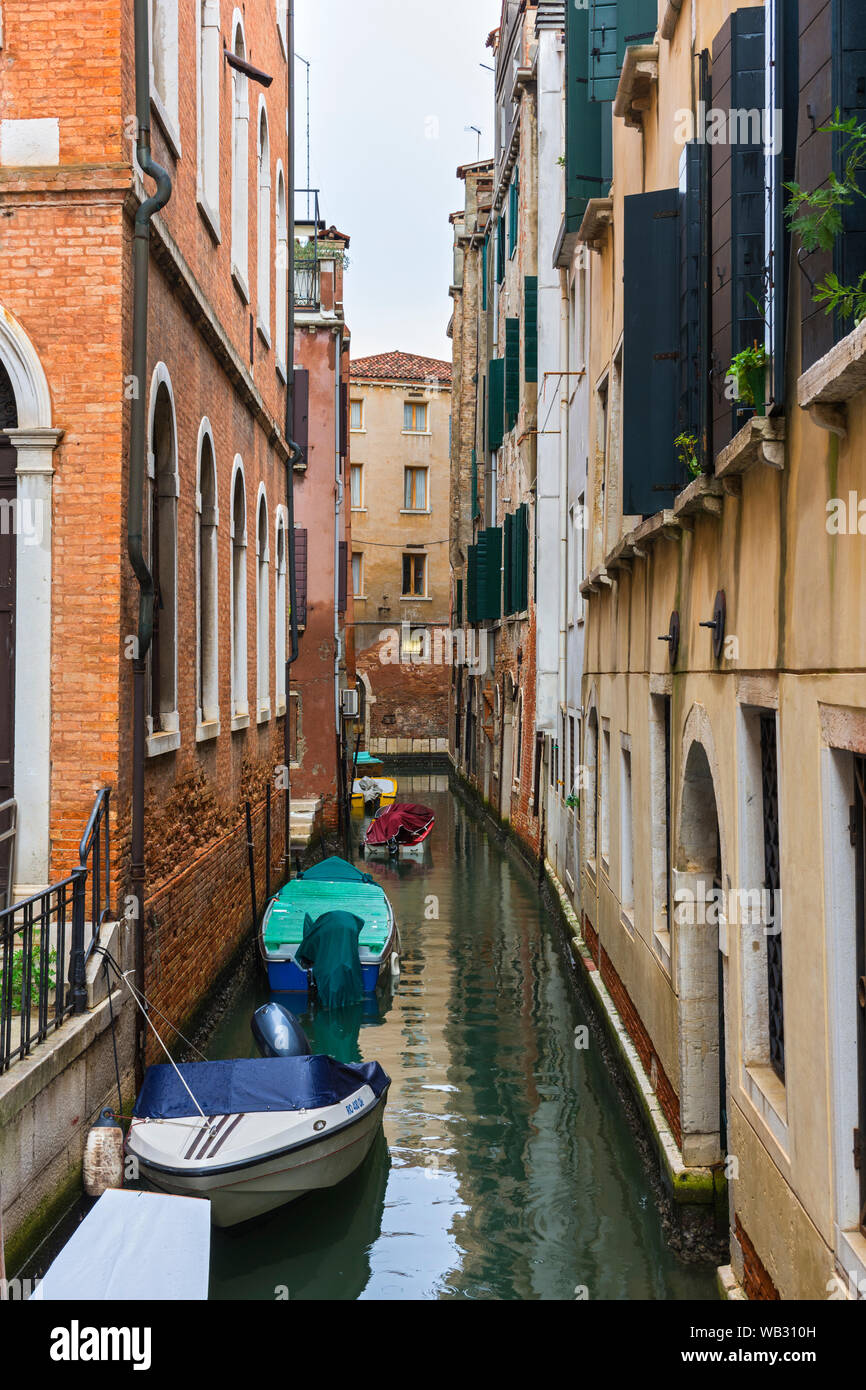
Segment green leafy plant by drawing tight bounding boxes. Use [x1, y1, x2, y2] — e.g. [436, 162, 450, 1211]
[675, 432, 701, 478]
[294, 239, 350, 268]
[2, 947, 57, 1014]
[566, 793, 579, 811]
[785, 112, 866, 324]
[727, 344, 769, 409]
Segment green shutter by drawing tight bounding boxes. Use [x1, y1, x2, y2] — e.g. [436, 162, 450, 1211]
[509, 175, 519, 257]
[496, 217, 506, 283]
[503, 511, 514, 615]
[488, 358, 505, 451]
[623, 189, 681, 516]
[471, 448, 480, 519]
[566, 3, 605, 227]
[467, 544, 478, 623]
[588, 0, 657, 103]
[505, 319, 520, 430]
[617, 0, 658, 61]
[524, 276, 538, 384]
[483, 527, 503, 621]
[515, 504, 529, 613]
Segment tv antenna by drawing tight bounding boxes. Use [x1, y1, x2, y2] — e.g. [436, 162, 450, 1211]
[295, 52, 311, 216]
[465, 125, 482, 160]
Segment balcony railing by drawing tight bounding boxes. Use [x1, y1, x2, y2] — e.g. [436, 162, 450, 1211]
[294, 261, 320, 309]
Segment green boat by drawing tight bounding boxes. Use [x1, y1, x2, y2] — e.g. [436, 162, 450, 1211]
[260, 856, 398, 997]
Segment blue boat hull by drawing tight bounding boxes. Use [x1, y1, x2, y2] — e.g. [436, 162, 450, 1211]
[267, 957, 385, 996]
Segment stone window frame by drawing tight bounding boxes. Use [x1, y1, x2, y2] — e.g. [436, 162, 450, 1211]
[276, 0, 289, 59]
[275, 164, 288, 378]
[648, 681, 673, 977]
[255, 483, 271, 723]
[196, 0, 222, 242]
[150, 0, 181, 160]
[145, 363, 180, 759]
[256, 98, 272, 346]
[600, 717, 611, 877]
[229, 455, 250, 730]
[230, 10, 250, 302]
[583, 691, 599, 884]
[195, 418, 220, 743]
[352, 549, 365, 600]
[274, 506, 288, 716]
[619, 732, 635, 932]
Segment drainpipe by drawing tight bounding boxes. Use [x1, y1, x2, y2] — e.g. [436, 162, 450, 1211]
[129, 0, 172, 1080]
[558, 269, 569, 737]
[284, 0, 300, 882]
[334, 330, 345, 843]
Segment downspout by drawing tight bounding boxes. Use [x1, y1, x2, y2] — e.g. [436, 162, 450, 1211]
[558, 268, 569, 731]
[129, 0, 172, 1079]
[334, 331, 345, 845]
[284, 0, 300, 881]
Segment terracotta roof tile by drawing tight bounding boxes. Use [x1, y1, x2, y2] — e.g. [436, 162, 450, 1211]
[349, 351, 452, 385]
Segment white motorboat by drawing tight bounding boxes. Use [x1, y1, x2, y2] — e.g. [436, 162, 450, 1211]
[126, 1039, 390, 1228]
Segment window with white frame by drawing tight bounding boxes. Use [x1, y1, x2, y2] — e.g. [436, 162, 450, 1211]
[197, 0, 221, 232]
[649, 691, 673, 972]
[350, 399, 364, 431]
[403, 466, 428, 511]
[352, 551, 364, 597]
[600, 722, 611, 869]
[402, 552, 427, 597]
[148, 375, 179, 749]
[231, 17, 250, 295]
[231, 464, 248, 723]
[256, 102, 272, 340]
[275, 167, 288, 374]
[275, 514, 287, 713]
[620, 740, 634, 921]
[350, 463, 364, 509]
[151, 0, 180, 151]
[276, 0, 288, 56]
[404, 401, 428, 433]
[197, 425, 219, 732]
[256, 491, 270, 719]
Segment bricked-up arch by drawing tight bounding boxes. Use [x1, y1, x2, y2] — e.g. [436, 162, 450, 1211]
[147, 367, 179, 747]
[230, 457, 249, 724]
[675, 706, 729, 1166]
[275, 164, 288, 374]
[256, 485, 270, 719]
[256, 100, 272, 341]
[230, 11, 250, 293]
[274, 507, 288, 713]
[196, 420, 219, 731]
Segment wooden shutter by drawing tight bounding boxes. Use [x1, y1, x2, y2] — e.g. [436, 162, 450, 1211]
[482, 526, 503, 621]
[566, 0, 604, 228]
[679, 139, 709, 469]
[509, 175, 519, 257]
[471, 448, 480, 519]
[339, 383, 348, 459]
[617, 0, 658, 62]
[769, 2, 799, 410]
[505, 319, 520, 430]
[524, 277, 538, 384]
[338, 541, 347, 613]
[488, 358, 505, 451]
[622, 188, 681, 517]
[467, 543, 478, 623]
[588, 0, 620, 102]
[516, 503, 529, 613]
[456, 578, 463, 626]
[482, 234, 488, 312]
[503, 511, 514, 615]
[293, 527, 308, 629]
[496, 217, 506, 283]
[293, 368, 309, 461]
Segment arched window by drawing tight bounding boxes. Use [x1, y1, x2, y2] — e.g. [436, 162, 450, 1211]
[275, 165, 288, 375]
[230, 13, 250, 295]
[275, 512, 287, 713]
[257, 101, 272, 341]
[256, 490, 270, 719]
[276, 1, 288, 57]
[230, 461, 248, 725]
[197, 0, 221, 234]
[197, 424, 219, 735]
[148, 372, 179, 751]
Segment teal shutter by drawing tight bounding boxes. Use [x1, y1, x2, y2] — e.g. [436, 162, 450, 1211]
[488, 358, 505, 451]
[524, 276, 538, 384]
[565, 1, 604, 228]
[509, 175, 519, 256]
[835, 0, 866, 336]
[623, 189, 681, 516]
[496, 218, 506, 283]
[503, 511, 514, 615]
[483, 527, 503, 621]
[482, 234, 488, 311]
[617, 0, 658, 61]
[588, 0, 657, 103]
[471, 448, 480, 519]
[515, 504, 529, 613]
[505, 319, 520, 430]
[679, 140, 708, 473]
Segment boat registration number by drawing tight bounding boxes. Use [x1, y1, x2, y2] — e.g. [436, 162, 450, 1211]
[345, 1096, 365, 1116]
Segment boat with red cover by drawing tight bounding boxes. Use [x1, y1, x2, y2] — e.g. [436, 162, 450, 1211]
[362, 803, 435, 856]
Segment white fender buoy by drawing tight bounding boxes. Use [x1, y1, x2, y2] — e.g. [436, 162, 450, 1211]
[391, 951, 400, 978]
[83, 1109, 125, 1197]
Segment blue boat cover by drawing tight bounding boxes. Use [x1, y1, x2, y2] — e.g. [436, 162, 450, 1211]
[133, 1056, 390, 1120]
[298, 856, 375, 885]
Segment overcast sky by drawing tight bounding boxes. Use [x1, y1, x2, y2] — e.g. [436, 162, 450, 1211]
[294, 0, 502, 364]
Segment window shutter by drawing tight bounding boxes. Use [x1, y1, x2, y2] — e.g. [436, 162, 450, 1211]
[503, 511, 514, 614]
[617, 0, 658, 62]
[339, 382, 348, 459]
[509, 176, 519, 257]
[338, 541, 347, 613]
[293, 527, 308, 628]
[834, 0, 866, 332]
[496, 217, 506, 283]
[471, 448, 480, 519]
[730, 6, 767, 437]
[768, 3, 798, 409]
[505, 318, 520, 430]
[566, 1, 604, 227]
[482, 234, 489, 312]
[524, 276, 538, 384]
[518, 503, 529, 613]
[293, 368, 309, 461]
[475, 531, 489, 620]
[623, 188, 681, 517]
[679, 140, 709, 469]
[483, 526, 503, 621]
[488, 358, 505, 451]
[467, 544, 478, 623]
[588, 0, 620, 102]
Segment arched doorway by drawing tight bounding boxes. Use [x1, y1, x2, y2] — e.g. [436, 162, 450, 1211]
[676, 729, 727, 1166]
[0, 362, 17, 900]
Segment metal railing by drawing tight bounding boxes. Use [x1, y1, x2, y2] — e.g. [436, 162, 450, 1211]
[293, 260, 320, 308]
[294, 187, 322, 308]
[0, 789, 111, 1073]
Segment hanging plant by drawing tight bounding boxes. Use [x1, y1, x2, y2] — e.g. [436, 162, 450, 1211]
[727, 344, 769, 416]
[785, 111, 866, 325]
[675, 432, 701, 478]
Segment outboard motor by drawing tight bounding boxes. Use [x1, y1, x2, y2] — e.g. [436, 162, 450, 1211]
[252, 1003, 312, 1059]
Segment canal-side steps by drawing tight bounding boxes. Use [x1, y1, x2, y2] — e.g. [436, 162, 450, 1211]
[290, 798, 323, 848]
[544, 864, 730, 1253]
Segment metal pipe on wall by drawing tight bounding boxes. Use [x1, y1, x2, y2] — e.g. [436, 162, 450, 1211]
[284, 0, 301, 882]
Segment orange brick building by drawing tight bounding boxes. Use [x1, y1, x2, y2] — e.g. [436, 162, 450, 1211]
[0, 1, 336, 1028]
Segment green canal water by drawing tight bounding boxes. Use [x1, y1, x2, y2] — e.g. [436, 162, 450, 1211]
[207, 776, 718, 1302]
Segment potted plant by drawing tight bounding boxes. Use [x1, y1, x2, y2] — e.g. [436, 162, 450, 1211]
[728, 343, 769, 417]
[675, 432, 702, 478]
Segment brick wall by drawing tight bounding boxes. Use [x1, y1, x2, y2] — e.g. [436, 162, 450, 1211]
[735, 1215, 781, 1301]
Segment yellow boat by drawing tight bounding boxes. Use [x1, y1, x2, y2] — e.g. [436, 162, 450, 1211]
[351, 776, 398, 812]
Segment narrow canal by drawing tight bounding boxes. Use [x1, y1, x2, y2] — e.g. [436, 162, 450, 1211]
[206, 775, 718, 1301]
